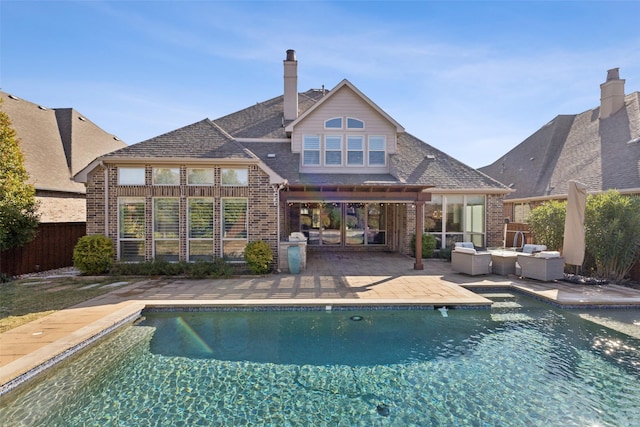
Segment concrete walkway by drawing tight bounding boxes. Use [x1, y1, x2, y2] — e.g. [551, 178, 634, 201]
[2, 252, 640, 395]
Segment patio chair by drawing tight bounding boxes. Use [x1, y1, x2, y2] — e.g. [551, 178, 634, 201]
[516, 251, 564, 282]
[451, 242, 492, 276]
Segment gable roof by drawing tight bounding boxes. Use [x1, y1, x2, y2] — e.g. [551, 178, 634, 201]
[479, 91, 640, 201]
[0, 91, 126, 194]
[284, 80, 404, 134]
[100, 119, 254, 162]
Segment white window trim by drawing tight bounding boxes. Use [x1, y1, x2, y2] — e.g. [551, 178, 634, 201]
[368, 135, 387, 166]
[425, 195, 486, 248]
[221, 167, 249, 187]
[117, 197, 145, 261]
[118, 167, 145, 185]
[152, 167, 180, 186]
[303, 135, 321, 166]
[346, 117, 365, 129]
[153, 197, 180, 261]
[347, 135, 365, 166]
[324, 135, 343, 167]
[187, 167, 215, 185]
[324, 117, 343, 129]
[221, 197, 248, 262]
[187, 197, 215, 262]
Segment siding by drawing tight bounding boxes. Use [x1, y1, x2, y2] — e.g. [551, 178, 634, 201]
[291, 85, 397, 174]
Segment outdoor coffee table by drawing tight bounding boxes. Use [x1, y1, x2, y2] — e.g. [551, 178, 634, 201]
[488, 249, 519, 275]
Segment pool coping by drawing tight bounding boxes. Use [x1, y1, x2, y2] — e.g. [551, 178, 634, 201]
[0, 298, 492, 397]
[2, 255, 640, 398]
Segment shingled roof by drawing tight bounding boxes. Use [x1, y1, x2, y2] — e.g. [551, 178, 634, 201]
[1, 91, 126, 194]
[214, 90, 326, 139]
[219, 89, 508, 192]
[102, 119, 254, 160]
[479, 91, 640, 200]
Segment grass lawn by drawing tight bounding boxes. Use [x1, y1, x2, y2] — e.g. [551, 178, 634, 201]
[0, 276, 140, 333]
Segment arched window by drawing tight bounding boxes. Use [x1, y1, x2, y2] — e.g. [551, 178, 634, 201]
[325, 117, 342, 129]
[347, 117, 364, 129]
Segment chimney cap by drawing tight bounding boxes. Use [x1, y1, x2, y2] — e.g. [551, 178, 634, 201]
[286, 49, 296, 61]
[606, 68, 620, 81]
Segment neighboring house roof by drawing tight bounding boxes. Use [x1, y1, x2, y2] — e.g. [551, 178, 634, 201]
[1, 91, 126, 194]
[479, 91, 640, 201]
[101, 119, 254, 161]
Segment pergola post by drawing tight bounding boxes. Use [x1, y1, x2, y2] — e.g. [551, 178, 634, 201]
[414, 201, 424, 270]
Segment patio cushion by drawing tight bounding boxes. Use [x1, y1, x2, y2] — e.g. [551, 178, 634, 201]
[454, 246, 477, 255]
[455, 242, 475, 249]
[522, 244, 547, 254]
[538, 251, 561, 258]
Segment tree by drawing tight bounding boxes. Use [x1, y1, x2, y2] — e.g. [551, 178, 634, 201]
[585, 191, 640, 281]
[0, 100, 40, 251]
[526, 200, 566, 251]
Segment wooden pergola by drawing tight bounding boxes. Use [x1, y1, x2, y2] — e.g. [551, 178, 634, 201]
[281, 183, 433, 270]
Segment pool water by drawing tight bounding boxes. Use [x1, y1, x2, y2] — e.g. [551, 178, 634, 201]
[1, 293, 639, 426]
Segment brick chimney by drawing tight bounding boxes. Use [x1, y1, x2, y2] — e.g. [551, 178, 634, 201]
[600, 68, 625, 119]
[283, 49, 298, 121]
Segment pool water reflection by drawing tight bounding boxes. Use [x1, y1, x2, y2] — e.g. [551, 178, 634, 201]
[1, 293, 639, 426]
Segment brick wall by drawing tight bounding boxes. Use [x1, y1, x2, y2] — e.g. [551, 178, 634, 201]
[85, 163, 279, 265]
[486, 194, 505, 248]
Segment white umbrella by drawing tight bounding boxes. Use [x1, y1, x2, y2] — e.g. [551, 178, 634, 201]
[562, 180, 588, 268]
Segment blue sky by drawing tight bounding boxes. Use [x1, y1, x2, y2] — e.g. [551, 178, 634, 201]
[1, 1, 639, 168]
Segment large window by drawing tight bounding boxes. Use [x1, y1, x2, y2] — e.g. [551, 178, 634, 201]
[347, 136, 364, 165]
[118, 167, 145, 185]
[153, 168, 180, 185]
[324, 136, 342, 166]
[118, 197, 145, 261]
[368, 136, 386, 166]
[188, 198, 214, 261]
[297, 202, 386, 246]
[425, 195, 485, 248]
[221, 168, 248, 186]
[222, 198, 248, 261]
[187, 168, 214, 185]
[303, 135, 321, 166]
[154, 198, 179, 261]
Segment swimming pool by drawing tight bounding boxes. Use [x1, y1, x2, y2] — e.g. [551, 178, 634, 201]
[1, 293, 639, 426]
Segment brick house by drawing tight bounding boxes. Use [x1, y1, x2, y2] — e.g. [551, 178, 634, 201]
[480, 68, 640, 222]
[75, 50, 510, 270]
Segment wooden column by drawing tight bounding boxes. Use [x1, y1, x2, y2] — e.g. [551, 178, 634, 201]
[414, 201, 424, 270]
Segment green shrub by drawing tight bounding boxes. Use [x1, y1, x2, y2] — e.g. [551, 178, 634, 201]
[73, 235, 115, 275]
[585, 191, 640, 281]
[438, 247, 452, 261]
[527, 200, 566, 251]
[410, 233, 437, 258]
[110, 258, 233, 278]
[244, 241, 273, 274]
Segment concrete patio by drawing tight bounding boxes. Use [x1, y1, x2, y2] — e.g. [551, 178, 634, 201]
[2, 251, 640, 395]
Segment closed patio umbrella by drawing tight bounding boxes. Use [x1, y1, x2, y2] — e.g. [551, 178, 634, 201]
[562, 180, 588, 268]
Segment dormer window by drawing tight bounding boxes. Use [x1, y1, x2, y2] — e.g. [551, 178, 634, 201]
[347, 118, 364, 129]
[325, 117, 342, 129]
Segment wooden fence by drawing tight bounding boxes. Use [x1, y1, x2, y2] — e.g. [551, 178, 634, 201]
[0, 222, 86, 277]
